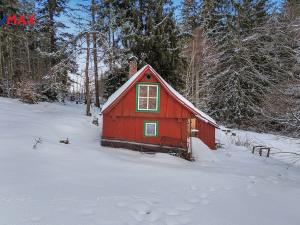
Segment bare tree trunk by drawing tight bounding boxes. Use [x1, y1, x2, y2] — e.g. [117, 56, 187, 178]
[91, 0, 100, 107]
[26, 37, 32, 79]
[49, 5, 56, 67]
[85, 32, 91, 116]
[8, 38, 14, 97]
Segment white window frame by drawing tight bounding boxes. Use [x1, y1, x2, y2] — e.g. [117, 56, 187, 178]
[137, 84, 159, 111]
[144, 121, 158, 137]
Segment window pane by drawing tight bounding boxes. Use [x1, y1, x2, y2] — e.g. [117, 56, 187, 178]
[148, 86, 157, 97]
[138, 98, 147, 109]
[146, 123, 156, 136]
[148, 98, 157, 110]
[139, 86, 148, 97]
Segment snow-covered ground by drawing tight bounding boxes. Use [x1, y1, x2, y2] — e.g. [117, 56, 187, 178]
[219, 127, 300, 166]
[0, 97, 300, 225]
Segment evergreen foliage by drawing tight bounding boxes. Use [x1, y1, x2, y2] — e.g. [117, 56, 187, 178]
[99, 0, 185, 97]
[0, 0, 75, 102]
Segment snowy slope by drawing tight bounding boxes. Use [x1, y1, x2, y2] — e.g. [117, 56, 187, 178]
[1, 97, 300, 225]
[217, 128, 300, 166]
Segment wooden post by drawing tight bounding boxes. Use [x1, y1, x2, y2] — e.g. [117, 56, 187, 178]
[85, 32, 91, 116]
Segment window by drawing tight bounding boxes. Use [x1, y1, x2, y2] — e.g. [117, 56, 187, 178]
[136, 83, 160, 112]
[144, 121, 158, 137]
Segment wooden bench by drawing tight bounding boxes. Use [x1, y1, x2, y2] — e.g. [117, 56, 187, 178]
[252, 145, 271, 157]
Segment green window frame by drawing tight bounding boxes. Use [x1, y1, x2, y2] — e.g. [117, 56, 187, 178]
[144, 121, 159, 137]
[136, 82, 160, 112]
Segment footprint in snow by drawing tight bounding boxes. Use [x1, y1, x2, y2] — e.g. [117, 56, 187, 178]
[81, 209, 94, 216]
[265, 176, 279, 184]
[200, 193, 208, 199]
[165, 217, 190, 225]
[201, 199, 210, 205]
[208, 187, 216, 192]
[129, 211, 144, 222]
[191, 185, 198, 191]
[187, 197, 200, 204]
[165, 209, 180, 216]
[130, 202, 150, 212]
[57, 207, 67, 212]
[30, 217, 42, 222]
[224, 186, 233, 191]
[246, 184, 253, 190]
[250, 192, 259, 197]
[116, 202, 126, 207]
[147, 211, 161, 222]
[177, 216, 191, 225]
[248, 175, 256, 180]
[176, 204, 193, 212]
[141, 198, 160, 205]
[129, 209, 153, 222]
[248, 176, 257, 186]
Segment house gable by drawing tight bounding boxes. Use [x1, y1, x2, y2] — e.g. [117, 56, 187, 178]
[106, 67, 192, 119]
[101, 64, 217, 127]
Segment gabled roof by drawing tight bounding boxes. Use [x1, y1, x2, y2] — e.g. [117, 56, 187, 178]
[101, 65, 217, 127]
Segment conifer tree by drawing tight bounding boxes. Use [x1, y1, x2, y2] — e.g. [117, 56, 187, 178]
[181, 0, 200, 37]
[102, 0, 185, 97]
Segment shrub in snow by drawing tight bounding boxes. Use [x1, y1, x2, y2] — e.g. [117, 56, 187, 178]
[16, 80, 40, 104]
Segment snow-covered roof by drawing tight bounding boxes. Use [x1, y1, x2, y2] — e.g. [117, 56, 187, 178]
[101, 65, 217, 127]
[101, 65, 148, 112]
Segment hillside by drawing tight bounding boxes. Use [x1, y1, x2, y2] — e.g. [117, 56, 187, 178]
[0, 97, 300, 225]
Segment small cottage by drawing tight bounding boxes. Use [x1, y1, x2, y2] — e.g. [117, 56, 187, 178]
[100, 61, 218, 158]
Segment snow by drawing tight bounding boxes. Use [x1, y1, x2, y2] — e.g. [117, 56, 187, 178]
[101, 64, 217, 126]
[1, 97, 300, 225]
[219, 128, 300, 166]
[191, 138, 218, 163]
[101, 65, 148, 112]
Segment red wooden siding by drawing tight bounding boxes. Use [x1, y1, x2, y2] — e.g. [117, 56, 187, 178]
[102, 67, 216, 150]
[103, 115, 188, 147]
[196, 118, 216, 149]
[104, 69, 192, 119]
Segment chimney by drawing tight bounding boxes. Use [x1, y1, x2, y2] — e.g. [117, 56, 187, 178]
[128, 56, 138, 78]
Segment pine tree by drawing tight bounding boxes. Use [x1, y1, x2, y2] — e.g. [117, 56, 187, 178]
[260, 0, 300, 136]
[36, 0, 75, 101]
[0, 0, 19, 96]
[102, 0, 185, 97]
[121, 0, 185, 89]
[201, 0, 271, 125]
[181, 0, 200, 37]
[200, 0, 230, 39]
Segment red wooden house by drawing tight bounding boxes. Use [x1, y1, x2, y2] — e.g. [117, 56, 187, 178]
[101, 63, 218, 156]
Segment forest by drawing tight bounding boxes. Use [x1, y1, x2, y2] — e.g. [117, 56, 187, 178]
[0, 0, 299, 136]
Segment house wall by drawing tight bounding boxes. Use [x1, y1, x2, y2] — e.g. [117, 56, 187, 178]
[103, 115, 188, 147]
[102, 69, 191, 147]
[196, 118, 216, 149]
[102, 67, 216, 149]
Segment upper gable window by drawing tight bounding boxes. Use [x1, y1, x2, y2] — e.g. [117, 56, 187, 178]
[136, 83, 160, 112]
